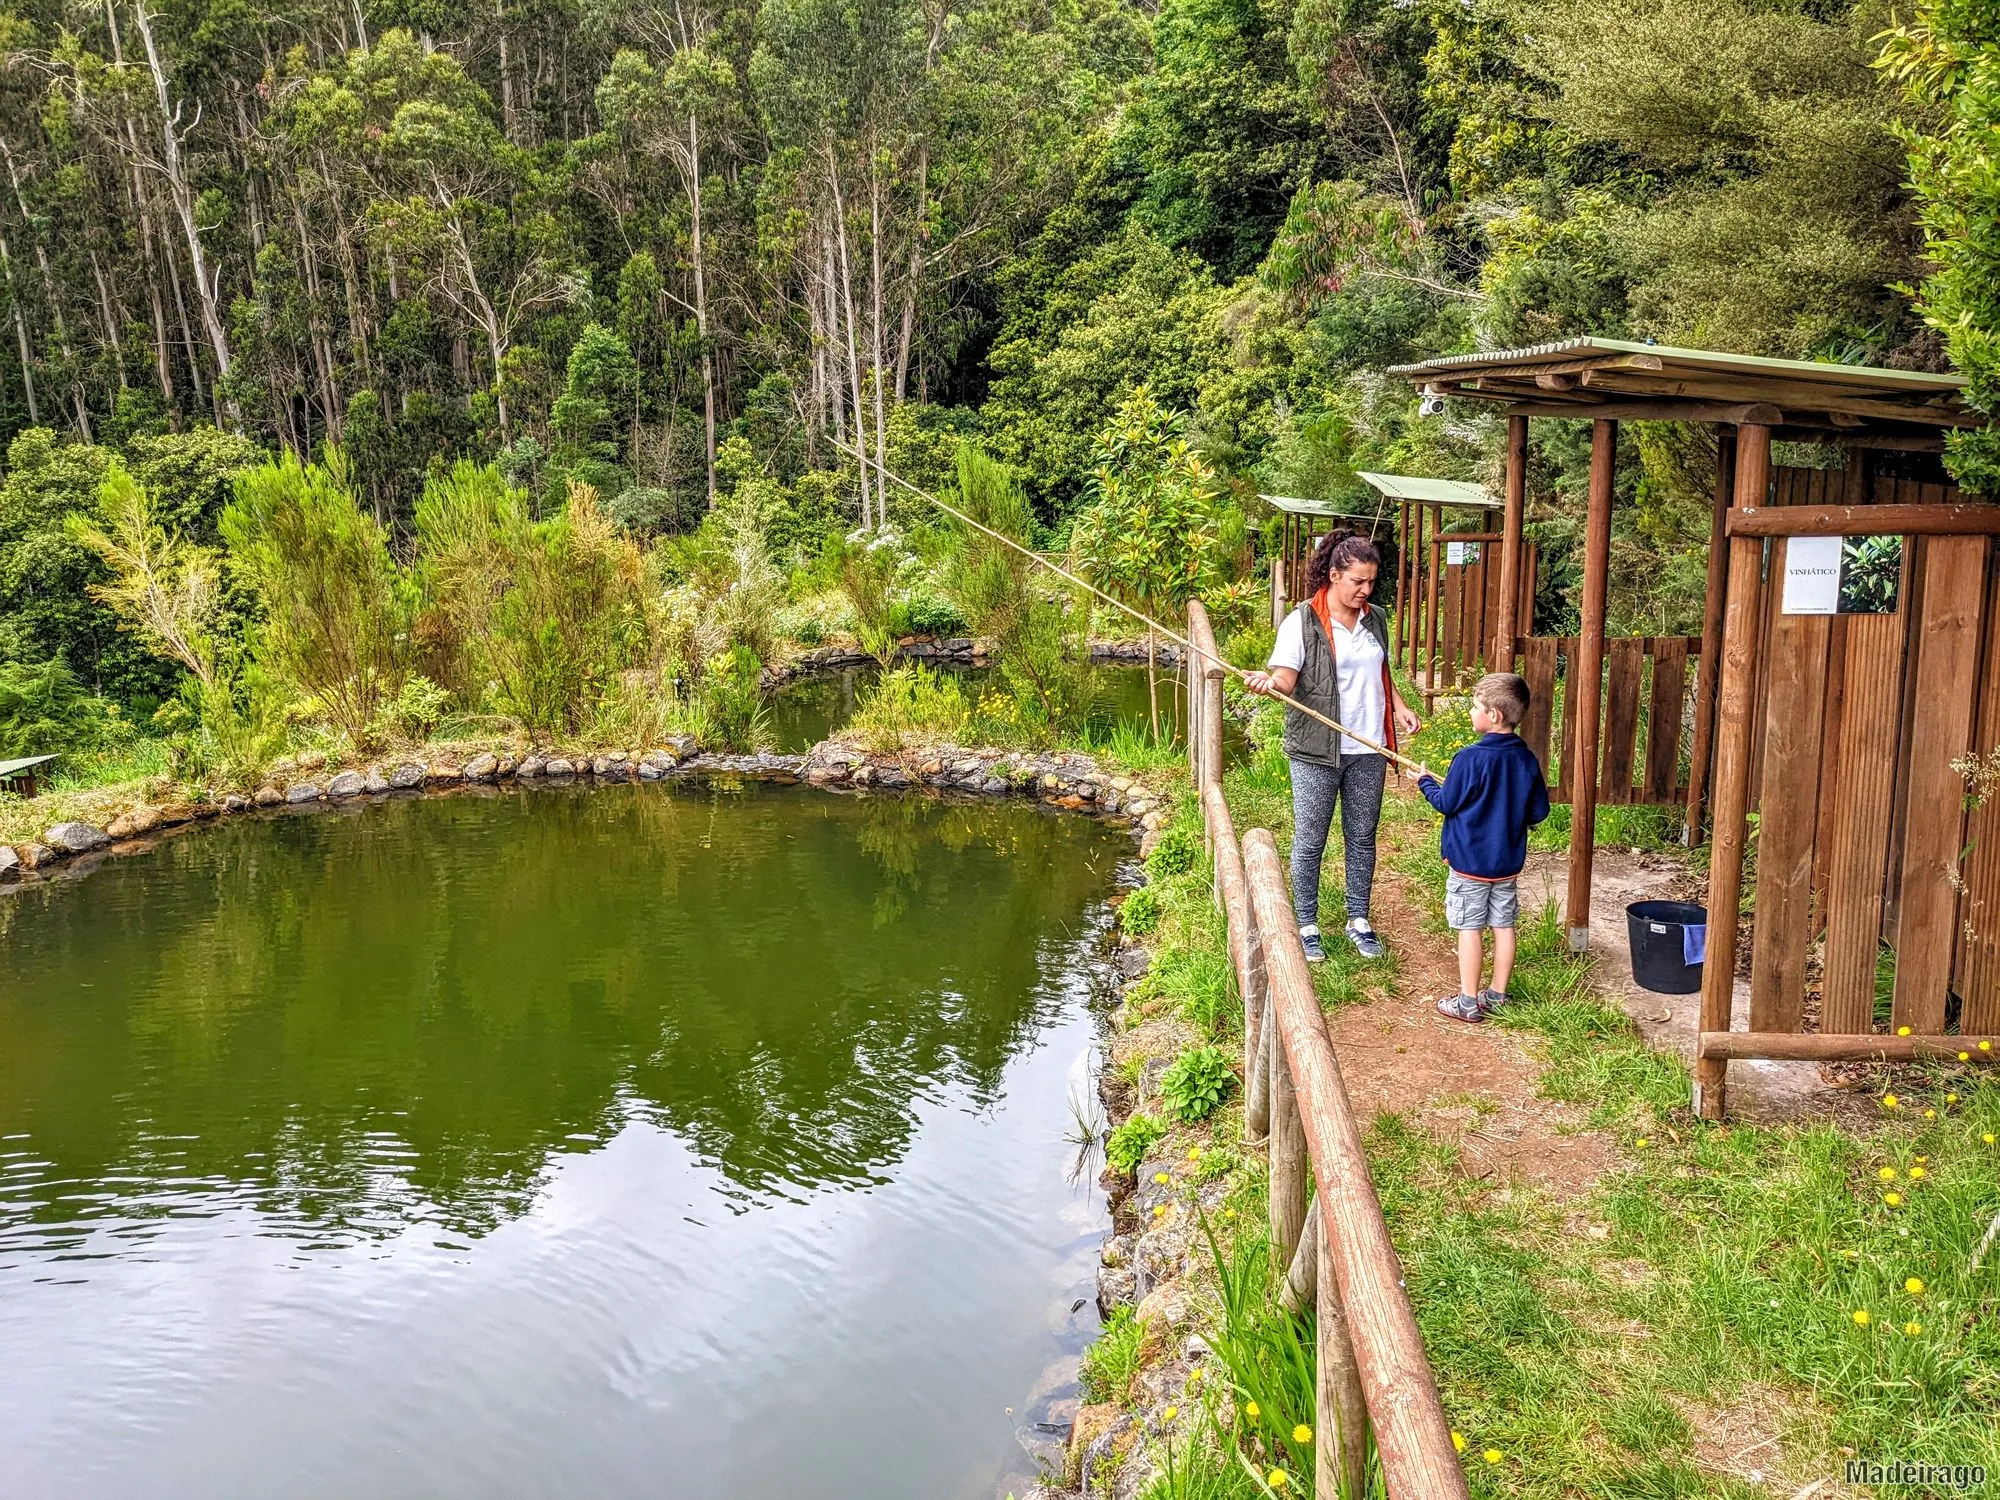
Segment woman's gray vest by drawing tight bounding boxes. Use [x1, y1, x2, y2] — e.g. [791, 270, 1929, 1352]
[1282, 601, 1392, 766]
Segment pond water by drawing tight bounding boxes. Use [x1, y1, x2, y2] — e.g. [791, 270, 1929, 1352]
[0, 783, 1129, 1500]
[767, 660, 1189, 752]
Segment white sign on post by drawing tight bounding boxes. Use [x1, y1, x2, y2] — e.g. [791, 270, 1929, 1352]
[1445, 541, 1480, 565]
[1780, 535, 1842, 615]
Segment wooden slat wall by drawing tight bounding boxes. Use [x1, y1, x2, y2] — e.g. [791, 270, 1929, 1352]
[1748, 541, 1833, 1033]
[1519, 636, 1558, 775]
[1816, 611, 1908, 1032]
[1644, 638, 1690, 803]
[1598, 639, 1646, 806]
[1955, 559, 2000, 1033]
[1891, 536, 1987, 1033]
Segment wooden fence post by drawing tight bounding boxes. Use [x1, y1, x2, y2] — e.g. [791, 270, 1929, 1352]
[1695, 422, 1772, 1120]
[1494, 413, 1528, 670]
[1206, 783, 1270, 1139]
[1685, 428, 1735, 844]
[1565, 418, 1617, 951]
[1269, 1005, 1308, 1268]
[1317, 1206, 1370, 1500]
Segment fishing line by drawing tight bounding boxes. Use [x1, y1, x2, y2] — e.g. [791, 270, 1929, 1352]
[833, 443, 1428, 776]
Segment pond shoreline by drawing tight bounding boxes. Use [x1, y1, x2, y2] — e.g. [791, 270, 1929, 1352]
[0, 736, 1178, 889]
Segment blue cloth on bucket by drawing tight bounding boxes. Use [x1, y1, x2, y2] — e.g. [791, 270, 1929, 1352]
[1683, 923, 1707, 967]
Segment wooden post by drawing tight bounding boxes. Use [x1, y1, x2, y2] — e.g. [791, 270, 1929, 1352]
[1685, 429, 1735, 844]
[1243, 830, 1470, 1500]
[1202, 667, 1223, 793]
[1565, 419, 1617, 951]
[1317, 1207, 1369, 1500]
[1423, 508, 1442, 708]
[1494, 413, 1528, 670]
[1206, 782, 1270, 1140]
[1269, 999, 1308, 1267]
[1694, 422, 1773, 1120]
[1271, 555, 1288, 631]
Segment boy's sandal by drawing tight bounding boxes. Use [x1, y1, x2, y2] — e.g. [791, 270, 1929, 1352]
[1477, 988, 1509, 1014]
[1436, 993, 1486, 1024]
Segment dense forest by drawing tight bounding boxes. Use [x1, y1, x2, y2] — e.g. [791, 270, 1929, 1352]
[0, 0, 1994, 762]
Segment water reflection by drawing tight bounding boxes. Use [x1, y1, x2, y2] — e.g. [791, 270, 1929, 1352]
[0, 783, 1123, 1247]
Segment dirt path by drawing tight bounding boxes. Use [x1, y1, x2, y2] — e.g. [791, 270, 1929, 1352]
[1325, 830, 1616, 1199]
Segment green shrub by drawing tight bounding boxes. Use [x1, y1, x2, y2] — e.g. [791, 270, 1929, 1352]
[1105, 1111, 1166, 1175]
[697, 645, 769, 752]
[1146, 825, 1202, 881]
[0, 655, 127, 758]
[374, 674, 451, 743]
[847, 663, 969, 752]
[1117, 884, 1162, 934]
[1160, 1044, 1233, 1123]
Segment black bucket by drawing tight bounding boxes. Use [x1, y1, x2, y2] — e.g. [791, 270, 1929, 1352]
[1627, 900, 1707, 994]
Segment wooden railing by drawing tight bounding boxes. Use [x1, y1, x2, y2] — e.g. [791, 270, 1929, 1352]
[1185, 602, 1467, 1499]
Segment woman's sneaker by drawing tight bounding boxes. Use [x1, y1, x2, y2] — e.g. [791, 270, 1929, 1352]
[1345, 918, 1386, 959]
[1437, 992, 1486, 1024]
[1478, 988, 1509, 1016]
[1298, 926, 1326, 963]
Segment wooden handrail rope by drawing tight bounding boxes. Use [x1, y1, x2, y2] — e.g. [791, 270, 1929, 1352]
[1244, 829, 1471, 1500]
[842, 445, 1429, 776]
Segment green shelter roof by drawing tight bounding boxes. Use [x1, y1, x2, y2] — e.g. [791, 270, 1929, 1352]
[0, 754, 57, 781]
[1353, 472, 1496, 507]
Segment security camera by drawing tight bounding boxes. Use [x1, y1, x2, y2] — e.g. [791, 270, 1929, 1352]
[1418, 384, 1447, 418]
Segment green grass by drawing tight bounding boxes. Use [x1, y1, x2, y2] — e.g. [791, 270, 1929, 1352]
[1086, 711, 2000, 1498]
[1083, 1305, 1147, 1406]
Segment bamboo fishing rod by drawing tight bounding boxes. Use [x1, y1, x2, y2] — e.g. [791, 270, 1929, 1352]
[836, 443, 1429, 777]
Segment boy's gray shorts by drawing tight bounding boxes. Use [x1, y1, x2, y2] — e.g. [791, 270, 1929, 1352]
[1446, 872, 1519, 931]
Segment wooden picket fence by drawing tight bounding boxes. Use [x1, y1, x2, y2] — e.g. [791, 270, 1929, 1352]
[1515, 635, 1700, 807]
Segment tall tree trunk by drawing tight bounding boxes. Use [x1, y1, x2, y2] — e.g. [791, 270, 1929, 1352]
[829, 160, 871, 528]
[90, 251, 128, 388]
[822, 228, 845, 449]
[133, 1, 235, 400]
[687, 111, 716, 507]
[0, 232, 40, 424]
[869, 149, 888, 530]
[1, 139, 90, 437]
[163, 234, 207, 405]
[894, 145, 926, 401]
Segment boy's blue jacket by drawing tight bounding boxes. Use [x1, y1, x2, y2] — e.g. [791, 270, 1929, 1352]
[1416, 732, 1550, 878]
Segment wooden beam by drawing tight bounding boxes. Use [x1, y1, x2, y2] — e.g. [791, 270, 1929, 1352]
[1701, 1031, 2000, 1062]
[1728, 504, 2000, 537]
[1576, 369, 1979, 428]
[1317, 1212, 1369, 1500]
[1534, 372, 1577, 391]
[1695, 422, 1773, 1120]
[1502, 398, 1787, 426]
[1243, 831, 1472, 1500]
[1566, 419, 1617, 950]
[1495, 414, 1527, 669]
[1685, 429, 1735, 844]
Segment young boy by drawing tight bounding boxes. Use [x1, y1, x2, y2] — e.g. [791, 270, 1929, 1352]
[1416, 673, 1551, 1023]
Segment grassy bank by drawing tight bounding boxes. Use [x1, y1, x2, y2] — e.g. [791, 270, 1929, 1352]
[1072, 699, 2000, 1498]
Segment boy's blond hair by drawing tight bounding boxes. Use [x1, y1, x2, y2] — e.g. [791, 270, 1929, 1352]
[1472, 672, 1530, 729]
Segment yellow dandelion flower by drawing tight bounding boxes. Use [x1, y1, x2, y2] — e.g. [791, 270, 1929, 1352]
[1187, 1149, 1202, 1162]
[1879, 1166, 1898, 1181]
[1982, 1040, 1993, 1052]
[1883, 1094, 1900, 1109]
[1959, 1052, 1971, 1062]
[1906, 1277, 1925, 1295]
[1898, 1025, 1912, 1037]
[1852, 1309, 1871, 1326]
[1189, 1368, 1203, 1386]
[1483, 1449, 1504, 1465]
[1909, 1166, 1927, 1180]
[1916, 1155, 1929, 1164]
[1635, 1137, 1651, 1149]
[1885, 1191, 1904, 1206]
[1293, 1424, 1312, 1445]
[1245, 1401, 1261, 1421]
[1267, 1469, 1289, 1490]
[1163, 1405, 1179, 1422]
[1904, 1320, 1923, 1336]
[1153, 1204, 1169, 1218]
[1985, 1133, 1997, 1145]
[1154, 1172, 1171, 1185]
[1452, 1431, 1467, 1454]
[1947, 1093, 1959, 1104]
[1925, 1109, 1937, 1119]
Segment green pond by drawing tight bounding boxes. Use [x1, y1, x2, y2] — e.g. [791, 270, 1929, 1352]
[0, 782, 1131, 1499]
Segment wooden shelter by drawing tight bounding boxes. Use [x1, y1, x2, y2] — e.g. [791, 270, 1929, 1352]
[1390, 337, 1996, 1118]
[1354, 471, 1539, 706]
[0, 754, 56, 799]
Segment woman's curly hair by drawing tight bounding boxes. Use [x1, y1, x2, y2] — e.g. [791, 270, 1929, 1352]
[1305, 529, 1382, 596]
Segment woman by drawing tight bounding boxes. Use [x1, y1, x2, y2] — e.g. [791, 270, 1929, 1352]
[1245, 531, 1421, 962]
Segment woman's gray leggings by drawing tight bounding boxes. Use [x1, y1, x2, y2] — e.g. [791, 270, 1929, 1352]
[1289, 754, 1387, 929]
